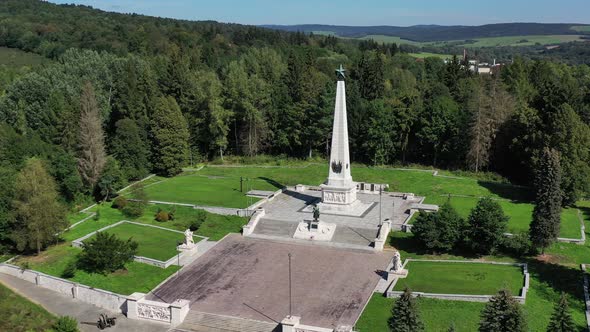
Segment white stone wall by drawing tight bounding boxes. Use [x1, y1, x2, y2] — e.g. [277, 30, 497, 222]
[0, 264, 126, 312]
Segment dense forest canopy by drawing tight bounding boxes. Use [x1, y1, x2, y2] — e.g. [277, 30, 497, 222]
[0, 0, 589, 253]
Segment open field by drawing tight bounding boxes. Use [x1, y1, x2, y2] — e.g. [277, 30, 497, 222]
[0, 47, 49, 67]
[85, 222, 196, 261]
[571, 26, 590, 32]
[409, 52, 454, 59]
[0, 282, 56, 332]
[460, 34, 586, 47]
[392, 260, 524, 295]
[339, 34, 586, 48]
[12, 244, 179, 295]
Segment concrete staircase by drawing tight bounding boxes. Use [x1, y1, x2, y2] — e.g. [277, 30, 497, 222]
[171, 311, 279, 332]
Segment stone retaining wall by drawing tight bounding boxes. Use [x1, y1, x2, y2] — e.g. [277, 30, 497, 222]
[0, 263, 126, 312]
[386, 259, 529, 304]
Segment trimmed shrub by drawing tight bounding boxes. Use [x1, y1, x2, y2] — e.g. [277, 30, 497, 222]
[501, 232, 532, 257]
[61, 260, 77, 278]
[155, 210, 170, 222]
[93, 208, 100, 221]
[190, 210, 207, 231]
[53, 316, 79, 332]
[111, 196, 128, 209]
[122, 202, 143, 218]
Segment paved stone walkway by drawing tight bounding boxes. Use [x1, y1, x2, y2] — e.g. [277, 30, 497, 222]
[0, 273, 168, 332]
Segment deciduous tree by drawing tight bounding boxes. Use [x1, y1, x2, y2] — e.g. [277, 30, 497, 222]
[77, 82, 106, 190]
[465, 197, 509, 255]
[12, 158, 67, 254]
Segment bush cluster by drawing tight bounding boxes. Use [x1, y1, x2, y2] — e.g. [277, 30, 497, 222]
[111, 196, 127, 209]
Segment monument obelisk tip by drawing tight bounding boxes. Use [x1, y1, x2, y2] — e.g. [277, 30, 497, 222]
[336, 64, 346, 80]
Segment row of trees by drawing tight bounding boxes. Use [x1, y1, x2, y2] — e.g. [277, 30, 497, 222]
[389, 288, 575, 332]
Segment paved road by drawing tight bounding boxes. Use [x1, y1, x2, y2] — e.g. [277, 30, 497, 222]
[0, 273, 168, 332]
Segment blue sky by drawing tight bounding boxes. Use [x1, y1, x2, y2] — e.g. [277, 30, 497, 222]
[50, 0, 590, 26]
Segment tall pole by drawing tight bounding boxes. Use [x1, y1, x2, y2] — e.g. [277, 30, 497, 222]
[288, 253, 292, 317]
[379, 185, 383, 226]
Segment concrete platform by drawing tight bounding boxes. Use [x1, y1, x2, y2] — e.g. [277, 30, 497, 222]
[260, 189, 422, 229]
[147, 234, 392, 330]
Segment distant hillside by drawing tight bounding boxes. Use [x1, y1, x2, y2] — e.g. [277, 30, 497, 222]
[262, 23, 590, 42]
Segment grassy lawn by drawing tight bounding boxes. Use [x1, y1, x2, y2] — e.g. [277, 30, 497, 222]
[421, 195, 580, 238]
[65, 203, 247, 242]
[409, 52, 454, 59]
[0, 282, 56, 332]
[371, 231, 589, 331]
[85, 222, 195, 261]
[12, 244, 179, 295]
[138, 172, 275, 208]
[356, 295, 484, 332]
[393, 260, 524, 295]
[67, 211, 91, 225]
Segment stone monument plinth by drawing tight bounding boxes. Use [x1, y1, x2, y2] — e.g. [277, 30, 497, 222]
[293, 219, 336, 241]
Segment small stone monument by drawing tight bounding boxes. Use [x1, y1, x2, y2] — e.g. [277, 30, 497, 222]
[387, 250, 408, 281]
[293, 204, 336, 241]
[177, 229, 197, 252]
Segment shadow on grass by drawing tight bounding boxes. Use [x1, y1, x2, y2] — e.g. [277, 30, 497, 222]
[388, 232, 480, 259]
[477, 181, 533, 203]
[259, 177, 284, 190]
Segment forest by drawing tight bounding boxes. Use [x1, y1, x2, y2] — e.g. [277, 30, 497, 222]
[0, 0, 589, 254]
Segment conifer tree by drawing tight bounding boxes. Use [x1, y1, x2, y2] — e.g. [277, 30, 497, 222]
[530, 147, 562, 253]
[389, 288, 424, 332]
[547, 292, 575, 332]
[78, 82, 106, 189]
[479, 289, 526, 332]
[150, 96, 189, 176]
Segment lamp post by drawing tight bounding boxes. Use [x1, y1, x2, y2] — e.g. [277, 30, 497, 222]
[288, 253, 292, 317]
[379, 185, 383, 226]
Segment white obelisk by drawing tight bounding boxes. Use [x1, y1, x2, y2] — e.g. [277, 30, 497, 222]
[321, 65, 357, 206]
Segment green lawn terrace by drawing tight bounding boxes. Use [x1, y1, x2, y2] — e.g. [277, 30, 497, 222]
[392, 260, 525, 296]
[80, 221, 201, 261]
[417, 195, 583, 239]
[355, 232, 588, 331]
[65, 203, 248, 242]
[11, 244, 179, 295]
[128, 164, 531, 207]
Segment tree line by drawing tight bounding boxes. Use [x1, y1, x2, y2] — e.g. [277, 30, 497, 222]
[0, 0, 589, 255]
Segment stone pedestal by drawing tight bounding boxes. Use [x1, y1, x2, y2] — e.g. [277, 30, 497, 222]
[320, 184, 357, 205]
[126, 292, 146, 319]
[281, 315, 301, 332]
[170, 299, 190, 326]
[387, 269, 409, 283]
[293, 220, 336, 241]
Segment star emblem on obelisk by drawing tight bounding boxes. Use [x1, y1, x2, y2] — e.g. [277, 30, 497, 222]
[336, 64, 346, 80]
